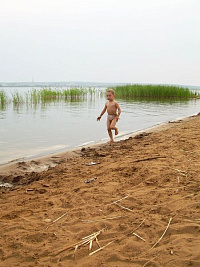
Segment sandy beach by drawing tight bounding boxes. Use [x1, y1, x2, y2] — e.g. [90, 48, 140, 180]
[0, 114, 200, 267]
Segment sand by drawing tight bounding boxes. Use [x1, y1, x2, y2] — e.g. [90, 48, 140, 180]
[0, 114, 200, 267]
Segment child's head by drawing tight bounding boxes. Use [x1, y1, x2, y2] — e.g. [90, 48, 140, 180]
[106, 88, 115, 101]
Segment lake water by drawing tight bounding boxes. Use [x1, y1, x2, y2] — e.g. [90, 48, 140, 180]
[0, 86, 200, 165]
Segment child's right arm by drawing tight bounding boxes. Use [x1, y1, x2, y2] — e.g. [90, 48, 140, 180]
[97, 103, 107, 121]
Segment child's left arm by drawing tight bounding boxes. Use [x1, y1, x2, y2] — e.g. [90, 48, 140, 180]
[115, 102, 121, 121]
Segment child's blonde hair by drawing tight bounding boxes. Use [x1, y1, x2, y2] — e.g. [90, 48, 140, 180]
[107, 88, 115, 95]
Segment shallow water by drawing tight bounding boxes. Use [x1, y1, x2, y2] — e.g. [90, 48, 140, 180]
[0, 86, 200, 165]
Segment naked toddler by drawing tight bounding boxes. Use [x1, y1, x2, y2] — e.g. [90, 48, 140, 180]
[97, 89, 121, 143]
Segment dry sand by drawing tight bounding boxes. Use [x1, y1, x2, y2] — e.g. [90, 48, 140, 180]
[0, 115, 200, 267]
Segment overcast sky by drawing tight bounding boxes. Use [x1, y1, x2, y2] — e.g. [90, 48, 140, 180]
[0, 0, 200, 85]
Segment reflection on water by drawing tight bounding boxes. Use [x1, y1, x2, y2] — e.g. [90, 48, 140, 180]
[0, 87, 200, 165]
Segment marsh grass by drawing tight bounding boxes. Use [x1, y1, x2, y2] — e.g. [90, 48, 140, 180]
[63, 88, 87, 99]
[2, 86, 198, 108]
[12, 91, 24, 106]
[111, 84, 199, 100]
[0, 90, 7, 109]
[1, 87, 102, 108]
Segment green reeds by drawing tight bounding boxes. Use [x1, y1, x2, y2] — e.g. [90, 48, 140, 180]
[7, 87, 99, 106]
[0, 90, 7, 109]
[12, 91, 24, 105]
[29, 89, 40, 104]
[111, 84, 199, 100]
[63, 88, 87, 99]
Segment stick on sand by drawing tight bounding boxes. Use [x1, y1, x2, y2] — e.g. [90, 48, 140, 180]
[151, 217, 172, 249]
[143, 255, 159, 267]
[89, 240, 115, 256]
[45, 212, 68, 230]
[115, 203, 134, 212]
[106, 195, 129, 206]
[133, 232, 145, 242]
[133, 156, 166, 163]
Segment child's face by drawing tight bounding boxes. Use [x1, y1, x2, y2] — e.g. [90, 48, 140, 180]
[107, 92, 115, 101]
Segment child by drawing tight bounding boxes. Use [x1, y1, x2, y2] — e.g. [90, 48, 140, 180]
[97, 89, 121, 143]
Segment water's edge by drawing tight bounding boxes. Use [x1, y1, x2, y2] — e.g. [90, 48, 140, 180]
[1, 113, 197, 168]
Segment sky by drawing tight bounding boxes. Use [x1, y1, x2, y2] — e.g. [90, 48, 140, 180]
[0, 0, 200, 85]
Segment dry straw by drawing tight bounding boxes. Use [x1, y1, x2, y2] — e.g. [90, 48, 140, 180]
[150, 217, 172, 249]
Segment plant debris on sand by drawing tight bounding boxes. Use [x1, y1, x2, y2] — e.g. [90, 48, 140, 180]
[0, 115, 200, 266]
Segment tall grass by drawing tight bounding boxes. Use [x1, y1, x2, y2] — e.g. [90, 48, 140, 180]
[63, 88, 87, 99]
[0, 90, 7, 108]
[0, 87, 101, 108]
[29, 89, 40, 104]
[12, 91, 24, 105]
[111, 84, 199, 100]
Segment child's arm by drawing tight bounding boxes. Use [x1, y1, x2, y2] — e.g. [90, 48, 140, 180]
[115, 102, 121, 121]
[97, 104, 107, 121]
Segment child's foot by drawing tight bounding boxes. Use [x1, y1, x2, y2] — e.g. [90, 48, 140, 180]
[115, 128, 118, 135]
[107, 140, 114, 144]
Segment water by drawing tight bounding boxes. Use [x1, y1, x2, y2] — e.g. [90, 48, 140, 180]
[0, 86, 200, 165]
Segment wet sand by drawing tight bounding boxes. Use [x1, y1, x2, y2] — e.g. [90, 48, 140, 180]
[0, 114, 200, 267]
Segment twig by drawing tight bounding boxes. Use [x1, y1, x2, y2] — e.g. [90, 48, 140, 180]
[131, 219, 145, 233]
[115, 203, 134, 212]
[133, 156, 166, 163]
[55, 228, 105, 255]
[172, 168, 187, 174]
[89, 240, 93, 250]
[150, 217, 172, 249]
[89, 240, 115, 256]
[73, 245, 78, 256]
[52, 212, 68, 223]
[45, 212, 67, 230]
[118, 219, 145, 244]
[143, 255, 159, 267]
[105, 195, 129, 206]
[172, 168, 188, 177]
[95, 237, 101, 248]
[82, 229, 105, 240]
[133, 232, 145, 242]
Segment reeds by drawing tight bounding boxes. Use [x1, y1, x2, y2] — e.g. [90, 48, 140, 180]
[0, 87, 102, 108]
[111, 84, 199, 100]
[12, 91, 24, 106]
[63, 88, 87, 99]
[0, 90, 7, 108]
[1, 85, 199, 109]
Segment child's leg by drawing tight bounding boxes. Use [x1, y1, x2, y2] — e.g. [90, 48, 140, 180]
[107, 118, 114, 142]
[110, 118, 118, 135]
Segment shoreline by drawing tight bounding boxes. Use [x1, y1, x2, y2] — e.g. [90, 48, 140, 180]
[0, 113, 199, 266]
[0, 113, 197, 175]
